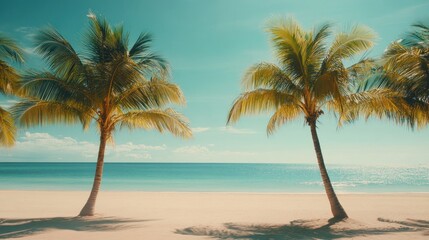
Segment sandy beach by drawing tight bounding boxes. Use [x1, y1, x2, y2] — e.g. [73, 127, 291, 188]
[0, 191, 427, 239]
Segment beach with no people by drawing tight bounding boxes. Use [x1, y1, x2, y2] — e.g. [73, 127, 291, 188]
[1, 191, 428, 239]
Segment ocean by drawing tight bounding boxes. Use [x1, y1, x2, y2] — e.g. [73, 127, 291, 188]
[0, 163, 428, 193]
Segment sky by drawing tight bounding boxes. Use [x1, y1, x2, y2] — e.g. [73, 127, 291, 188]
[0, 0, 428, 166]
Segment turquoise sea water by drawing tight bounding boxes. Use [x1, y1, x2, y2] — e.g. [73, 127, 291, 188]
[0, 163, 428, 193]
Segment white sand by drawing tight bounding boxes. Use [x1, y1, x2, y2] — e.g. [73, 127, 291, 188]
[0, 191, 428, 239]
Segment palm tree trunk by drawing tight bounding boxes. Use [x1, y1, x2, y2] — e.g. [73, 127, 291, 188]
[78, 130, 108, 216]
[309, 122, 348, 219]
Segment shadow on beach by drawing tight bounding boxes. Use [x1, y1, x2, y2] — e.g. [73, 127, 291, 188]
[176, 218, 428, 239]
[0, 216, 151, 239]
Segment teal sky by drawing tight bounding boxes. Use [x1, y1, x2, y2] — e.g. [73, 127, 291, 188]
[0, 0, 428, 166]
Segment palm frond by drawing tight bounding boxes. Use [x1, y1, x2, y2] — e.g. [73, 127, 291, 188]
[129, 33, 168, 75]
[116, 77, 185, 110]
[402, 22, 429, 48]
[118, 109, 192, 138]
[34, 27, 83, 79]
[306, 23, 331, 76]
[382, 42, 429, 100]
[111, 24, 128, 55]
[266, 104, 301, 135]
[227, 89, 300, 124]
[0, 107, 16, 147]
[326, 25, 376, 63]
[104, 56, 141, 102]
[313, 68, 348, 104]
[330, 88, 410, 127]
[0, 33, 24, 63]
[136, 52, 169, 77]
[267, 18, 308, 81]
[241, 62, 301, 95]
[20, 71, 93, 104]
[129, 33, 152, 59]
[11, 100, 91, 128]
[0, 60, 20, 94]
[85, 15, 115, 63]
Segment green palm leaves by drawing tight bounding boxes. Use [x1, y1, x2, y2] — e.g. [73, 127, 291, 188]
[228, 18, 376, 132]
[11, 14, 192, 216]
[344, 23, 429, 128]
[384, 23, 429, 122]
[227, 17, 379, 219]
[0, 34, 24, 147]
[13, 15, 192, 140]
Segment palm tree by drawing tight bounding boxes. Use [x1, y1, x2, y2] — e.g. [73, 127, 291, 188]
[0, 33, 24, 147]
[342, 23, 429, 128]
[227, 18, 379, 219]
[378, 23, 429, 127]
[12, 14, 192, 216]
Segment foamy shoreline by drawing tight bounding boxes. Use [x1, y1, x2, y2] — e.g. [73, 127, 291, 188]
[1, 191, 428, 239]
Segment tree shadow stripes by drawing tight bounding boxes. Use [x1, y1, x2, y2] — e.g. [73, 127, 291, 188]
[176, 218, 427, 239]
[0, 216, 153, 239]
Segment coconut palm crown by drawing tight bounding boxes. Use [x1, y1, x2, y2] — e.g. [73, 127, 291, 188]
[379, 23, 429, 127]
[342, 22, 429, 128]
[0, 33, 24, 147]
[227, 18, 385, 219]
[12, 14, 192, 216]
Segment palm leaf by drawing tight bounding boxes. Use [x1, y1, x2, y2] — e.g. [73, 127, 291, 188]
[306, 23, 331, 77]
[268, 18, 308, 81]
[331, 88, 409, 127]
[118, 109, 192, 138]
[242, 62, 301, 95]
[20, 71, 93, 104]
[0, 60, 20, 94]
[227, 89, 300, 124]
[313, 68, 348, 104]
[116, 77, 185, 110]
[129, 33, 152, 59]
[0, 33, 24, 63]
[326, 25, 376, 63]
[11, 100, 90, 128]
[402, 22, 429, 48]
[0, 107, 16, 147]
[34, 27, 83, 80]
[266, 104, 301, 135]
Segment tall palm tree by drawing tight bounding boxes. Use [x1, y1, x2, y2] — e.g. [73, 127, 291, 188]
[227, 18, 379, 219]
[12, 14, 192, 216]
[0, 33, 24, 147]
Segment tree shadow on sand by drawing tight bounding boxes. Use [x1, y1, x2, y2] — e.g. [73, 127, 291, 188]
[176, 218, 427, 239]
[0, 216, 152, 239]
[378, 218, 429, 236]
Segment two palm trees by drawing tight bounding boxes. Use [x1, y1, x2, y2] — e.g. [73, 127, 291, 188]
[2, 14, 427, 219]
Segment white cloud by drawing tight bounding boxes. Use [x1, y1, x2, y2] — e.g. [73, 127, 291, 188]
[2, 132, 166, 162]
[217, 150, 256, 157]
[174, 145, 209, 154]
[219, 126, 257, 134]
[173, 144, 256, 160]
[124, 153, 152, 159]
[114, 142, 166, 152]
[191, 127, 210, 133]
[15, 27, 36, 39]
[20, 132, 97, 157]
